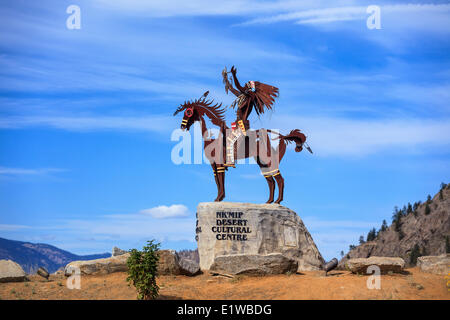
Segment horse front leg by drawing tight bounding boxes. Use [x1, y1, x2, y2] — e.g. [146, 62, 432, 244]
[214, 165, 226, 202]
[212, 164, 220, 201]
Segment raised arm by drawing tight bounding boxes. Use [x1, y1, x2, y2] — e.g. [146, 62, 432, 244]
[222, 67, 241, 97]
[227, 82, 241, 97]
[230, 66, 246, 93]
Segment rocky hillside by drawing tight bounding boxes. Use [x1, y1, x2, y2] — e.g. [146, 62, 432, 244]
[0, 237, 110, 274]
[339, 184, 450, 268]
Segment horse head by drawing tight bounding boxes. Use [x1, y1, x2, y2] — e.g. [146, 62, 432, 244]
[173, 91, 226, 131]
[173, 102, 199, 131]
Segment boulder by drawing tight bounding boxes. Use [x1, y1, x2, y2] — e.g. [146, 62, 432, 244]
[417, 254, 450, 275]
[37, 266, 49, 279]
[196, 202, 324, 272]
[64, 249, 196, 276]
[345, 256, 405, 274]
[0, 259, 27, 283]
[112, 246, 128, 257]
[178, 258, 201, 276]
[53, 266, 65, 275]
[210, 253, 298, 275]
[157, 250, 181, 275]
[65, 253, 130, 276]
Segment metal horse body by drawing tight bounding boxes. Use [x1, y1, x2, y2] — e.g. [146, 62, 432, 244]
[174, 96, 307, 204]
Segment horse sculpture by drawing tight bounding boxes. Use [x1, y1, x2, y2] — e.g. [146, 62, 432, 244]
[173, 93, 310, 204]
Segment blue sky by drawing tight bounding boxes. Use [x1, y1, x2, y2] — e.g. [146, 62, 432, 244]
[0, 0, 449, 260]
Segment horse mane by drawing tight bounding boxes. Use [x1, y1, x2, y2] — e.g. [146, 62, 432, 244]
[184, 97, 227, 127]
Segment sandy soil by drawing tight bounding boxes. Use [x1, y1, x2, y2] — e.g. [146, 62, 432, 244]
[0, 268, 448, 300]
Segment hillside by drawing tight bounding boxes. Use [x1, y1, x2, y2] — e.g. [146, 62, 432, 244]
[0, 237, 110, 274]
[339, 184, 450, 268]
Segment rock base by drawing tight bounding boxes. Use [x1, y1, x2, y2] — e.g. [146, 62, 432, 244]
[210, 253, 298, 275]
[196, 202, 324, 273]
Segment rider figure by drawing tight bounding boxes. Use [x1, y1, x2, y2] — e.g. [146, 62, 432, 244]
[222, 66, 278, 167]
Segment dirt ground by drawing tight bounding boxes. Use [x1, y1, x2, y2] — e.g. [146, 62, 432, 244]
[0, 268, 448, 300]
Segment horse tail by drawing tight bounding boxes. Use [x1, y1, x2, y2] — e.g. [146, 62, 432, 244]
[269, 129, 309, 161]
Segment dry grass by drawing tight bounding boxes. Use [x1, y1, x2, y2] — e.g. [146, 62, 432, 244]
[0, 267, 448, 300]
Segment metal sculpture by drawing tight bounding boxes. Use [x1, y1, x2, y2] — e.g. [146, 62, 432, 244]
[221, 66, 279, 167]
[173, 67, 312, 204]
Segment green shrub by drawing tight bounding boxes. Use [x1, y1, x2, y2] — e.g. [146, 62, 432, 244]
[127, 240, 160, 300]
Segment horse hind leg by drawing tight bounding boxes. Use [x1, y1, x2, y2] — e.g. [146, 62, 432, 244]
[264, 176, 275, 204]
[260, 166, 278, 204]
[273, 171, 285, 204]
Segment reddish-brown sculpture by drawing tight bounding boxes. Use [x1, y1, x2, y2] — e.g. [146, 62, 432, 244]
[221, 66, 279, 168]
[173, 67, 312, 204]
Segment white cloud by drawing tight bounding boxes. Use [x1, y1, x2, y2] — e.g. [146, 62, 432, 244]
[5, 113, 448, 158]
[0, 167, 66, 175]
[388, 84, 450, 109]
[235, 3, 450, 51]
[139, 204, 190, 219]
[269, 115, 450, 157]
[0, 115, 174, 133]
[240, 6, 366, 26]
[240, 3, 450, 26]
[94, 0, 339, 17]
[0, 224, 32, 231]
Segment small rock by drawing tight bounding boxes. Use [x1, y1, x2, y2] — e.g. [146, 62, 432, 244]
[417, 254, 450, 275]
[37, 267, 49, 280]
[157, 250, 181, 275]
[112, 246, 128, 257]
[0, 260, 27, 283]
[53, 266, 65, 275]
[65, 253, 130, 276]
[323, 258, 338, 276]
[210, 271, 234, 278]
[345, 256, 405, 274]
[210, 253, 298, 275]
[179, 258, 201, 276]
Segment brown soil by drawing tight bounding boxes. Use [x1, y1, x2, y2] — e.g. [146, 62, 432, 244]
[0, 268, 448, 300]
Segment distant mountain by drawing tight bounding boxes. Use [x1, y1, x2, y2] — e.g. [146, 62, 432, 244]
[339, 183, 450, 268]
[0, 237, 110, 274]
